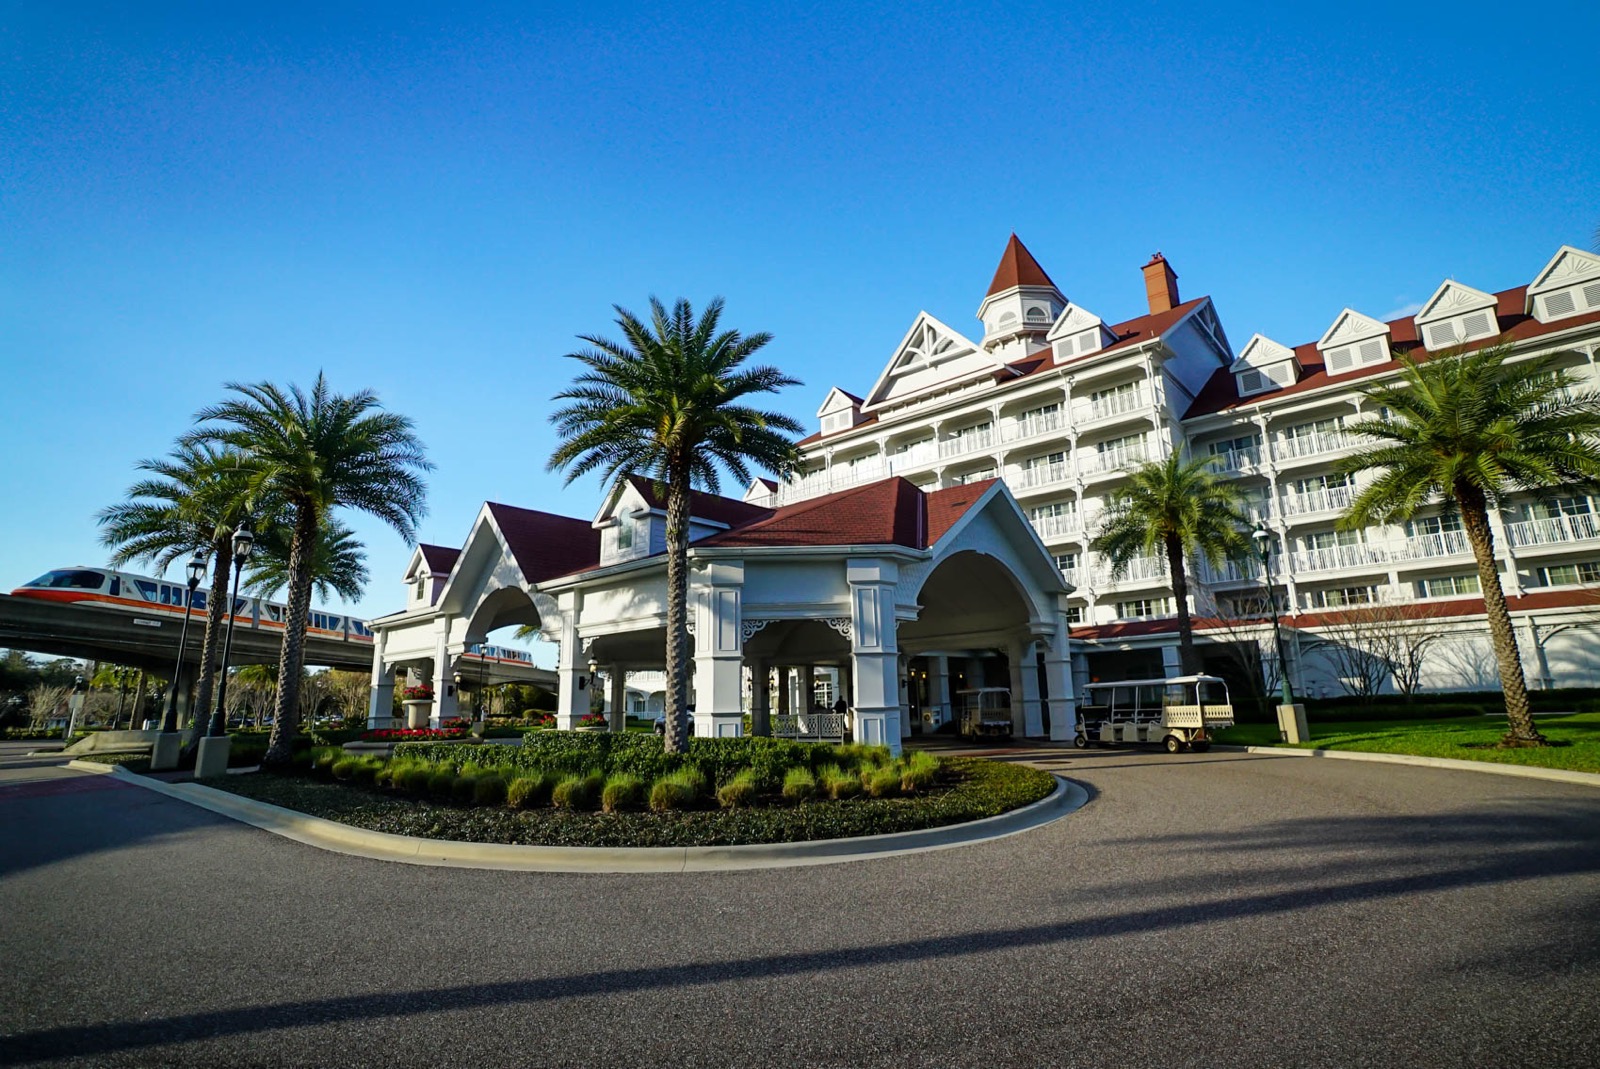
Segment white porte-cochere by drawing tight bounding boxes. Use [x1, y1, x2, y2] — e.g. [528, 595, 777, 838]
[366, 474, 1079, 756]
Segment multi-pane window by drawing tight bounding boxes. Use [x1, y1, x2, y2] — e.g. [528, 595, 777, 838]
[1023, 450, 1067, 471]
[1311, 586, 1378, 608]
[1282, 416, 1342, 443]
[1030, 501, 1076, 522]
[1540, 561, 1600, 586]
[1301, 528, 1362, 551]
[1208, 434, 1259, 457]
[1116, 598, 1170, 620]
[1090, 382, 1140, 404]
[1533, 496, 1593, 519]
[1064, 605, 1084, 624]
[616, 519, 633, 550]
[1053, 552, 1078, 576]
[1416, 574, 1481, 598]
[1407, 514, 1462, 537]
[1291, 472, 1354, 496]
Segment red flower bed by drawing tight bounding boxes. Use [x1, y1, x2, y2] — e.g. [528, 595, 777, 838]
[361, 727, 469, 741]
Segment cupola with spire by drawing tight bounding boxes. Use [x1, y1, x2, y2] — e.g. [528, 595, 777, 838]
[975, 234, 1066, 358]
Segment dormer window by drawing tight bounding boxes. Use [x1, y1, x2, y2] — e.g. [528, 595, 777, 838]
[816, 386, 864, 436]
[1528, 245, 1600, 324]
[821, 411, 852, 434]
[1415, 281, 1500, 352]
[1235, 362, 1295, 396]
[1046, 303, 1112, 363]
[616, 519, 633, 551]
[1231, 334, 1300, 397]
[1317, 310, 1391, 376]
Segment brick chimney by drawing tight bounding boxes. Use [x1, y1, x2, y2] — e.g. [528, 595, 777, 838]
[1142, 252, 1180, 315]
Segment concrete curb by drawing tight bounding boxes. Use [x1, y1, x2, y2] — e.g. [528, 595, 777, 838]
[1221, 745, 1600, 788]
[84, 763, 1088, 872]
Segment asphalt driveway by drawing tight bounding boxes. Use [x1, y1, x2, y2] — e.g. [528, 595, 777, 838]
[1, 742, 1596, 1068]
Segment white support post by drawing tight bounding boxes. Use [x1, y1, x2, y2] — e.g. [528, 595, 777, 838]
[776, 666, 791, 716]
[1044, 613, 1076, 741]
[750, 660, 771, 736]
[1011, 640, 1044, 737]
[928, 655, 951, 731]
[368, 665, 396, 730]
[555, 594, 587, 730]
[691, 560, 746, 738]
[848, 558, 902, 756]
[898, 654, 912, 740]
[608, 666, 627, 732]
[429, 624, 460, 727]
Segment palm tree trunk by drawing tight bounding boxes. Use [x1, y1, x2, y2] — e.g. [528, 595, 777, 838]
[181, 539, 232, 759]
[264, 503, 318, 766]
[1456, 485, 1544, 745]
[1166, 535, 1198, 674]
[663, 464, 692, 753]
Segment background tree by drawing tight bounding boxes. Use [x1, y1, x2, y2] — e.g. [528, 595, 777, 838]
[244, 517, 369, 605]
[98, 443, 256, 754]
[1090, 452, 1253, 673]
[1338, 343, 1600, 745]
[187, 374, 430, 766]
[324, 669, 372, 723]
[547, 297, 802, 751]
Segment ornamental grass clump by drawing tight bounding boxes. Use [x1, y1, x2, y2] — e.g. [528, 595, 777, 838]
[427, 768, 457, 801]
[506, 772, 555, 810]
[601, 773, 646, 813]
[901, 750, 940, 793]
[781, 766, 817, 802]
[552, 771, 604, 810]
[398, 764, 434, 795]
[451, 772, 480, 803]
[649, 768, 707, 812]
[818, 763, 861, 800]
[863, 765, 902, 799]
[716, 769, 759, 808]
[331, 756, 359, 781]
[312, 747, 342, 775]
[473, 773, 508, 807]
[351, 757, 382, 785]
[836, 743, 891, 772]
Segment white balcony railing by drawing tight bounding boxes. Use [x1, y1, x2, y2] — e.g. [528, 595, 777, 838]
[938, 427, 996, 459]
[1029, 513, 1080, 541]
[1083, 444, 1149, 476]
[1206, 445, 1261, 474]
[1290, 542, 1388, 574]
[1197, 558, 1263, 584]
[1506, 512, 1600, 548]
[1280, 483, 1356, 517]
[1013, 460, 1072, 490]
[1076, 387, 1152, 423]
[1394, 529, 1470, 560]
[1100, 555, 1170, 584]
[1005, 412, 1064, 442]
[1275, 430, 1351, 461]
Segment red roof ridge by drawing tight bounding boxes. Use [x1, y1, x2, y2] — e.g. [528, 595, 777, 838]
[986, 234, 1058, 296]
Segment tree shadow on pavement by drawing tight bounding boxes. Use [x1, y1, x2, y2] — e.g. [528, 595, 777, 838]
[7, 803, 1599, 1064]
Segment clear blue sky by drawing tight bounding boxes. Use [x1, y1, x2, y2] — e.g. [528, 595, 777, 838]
[3, 1, 1597, 636]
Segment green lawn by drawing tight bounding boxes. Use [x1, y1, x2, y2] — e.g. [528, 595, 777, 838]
[1215, 712, 1600, 774]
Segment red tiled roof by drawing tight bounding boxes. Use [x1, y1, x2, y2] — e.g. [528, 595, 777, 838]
[1184, 285, 1600, 419]
[925, 480, 997, 544]
[486, 503, 601, 583]
[987, 234, 1058, 296]
[995, 296, 1209, 384]
[417, 544, 459, 575]
[699, 477, 928, 550]
[624, 475, 774, 528]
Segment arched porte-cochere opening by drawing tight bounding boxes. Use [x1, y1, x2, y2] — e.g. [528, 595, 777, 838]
[899, 550, 1071, 739]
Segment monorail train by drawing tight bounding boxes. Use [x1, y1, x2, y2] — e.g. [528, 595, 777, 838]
[11, 567, 374, 643]
[464, 643, 535, 665]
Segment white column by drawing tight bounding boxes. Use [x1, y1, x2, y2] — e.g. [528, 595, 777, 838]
[429, 622, 459, 727]
[554, 594, 587, 730]
[366, 629, 395, 729]
[691, 560, 746, 738]
[1044, 613, 1076, 741]
[1010, 640, 1044, 737]
[848, 557, 902, 755]
[898, 654, 912, 740]
[928, 655, 951, 730]
[776, 666, 791, 716]
[608, 667, 627, 732]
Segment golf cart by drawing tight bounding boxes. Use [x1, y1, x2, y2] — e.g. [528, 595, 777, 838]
[957, 687, 1014, 740]
[1074, 675, 1234, 753]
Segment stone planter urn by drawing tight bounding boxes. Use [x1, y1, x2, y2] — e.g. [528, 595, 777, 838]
[403, 699, 432, 729]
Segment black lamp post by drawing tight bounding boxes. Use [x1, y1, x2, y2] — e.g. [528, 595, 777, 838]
[1251, 523, 1294, 706]
[65, 674, 87, 739]
[161, 551, 208, 734]
[207, 519, 254, 737]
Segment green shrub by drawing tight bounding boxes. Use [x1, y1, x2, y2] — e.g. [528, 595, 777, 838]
[451, 773, 480, 803]
[506, 772, 555, 809]
[716, 769, 758, 808]
[427, 768, 457, 801]
[601, 773, 646, 813]
[331, 757, 359, 781]
[835, 743, 891, 772]
[311, 747, 342, 774]
[900, 751, 940, 793]
[351, 758, 381, 785]
[552, 771, 603, 810]
[819, 763, 862, 800]
[781, 766, 817, 802]
[864, 765, 901, 798]
[649, 768, 708, 812]
[398, 765, 434, 794]
[473, 773, 508, 807]
[374, 763, 397, 788]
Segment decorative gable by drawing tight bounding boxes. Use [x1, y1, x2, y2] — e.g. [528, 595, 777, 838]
[1046, 303, 1114, 362]
[592, 481, 656, 565]
[1415, 280, 1500, 351]
[1229, 334, 1299, 396]
[860, 312, 996, 412]
[816, 387, 863, 436]
[1316, 309, 1391, 375]
[1527, 245, 1600, 323]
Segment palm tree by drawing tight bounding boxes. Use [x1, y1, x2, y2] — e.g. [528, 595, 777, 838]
[186, 374, 431, 766]
[98, 443, 256, 753]
[1090, 452, 1253, 674]
[244, 517, 369, 605]
[1338, 343, 1600, 746]
[548, 297, 802, 751]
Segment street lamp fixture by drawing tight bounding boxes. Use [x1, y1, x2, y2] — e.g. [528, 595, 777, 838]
[162, 548, 209, 731]
[1251, 523, 1294, 707]
[208, 519, 254, 737]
